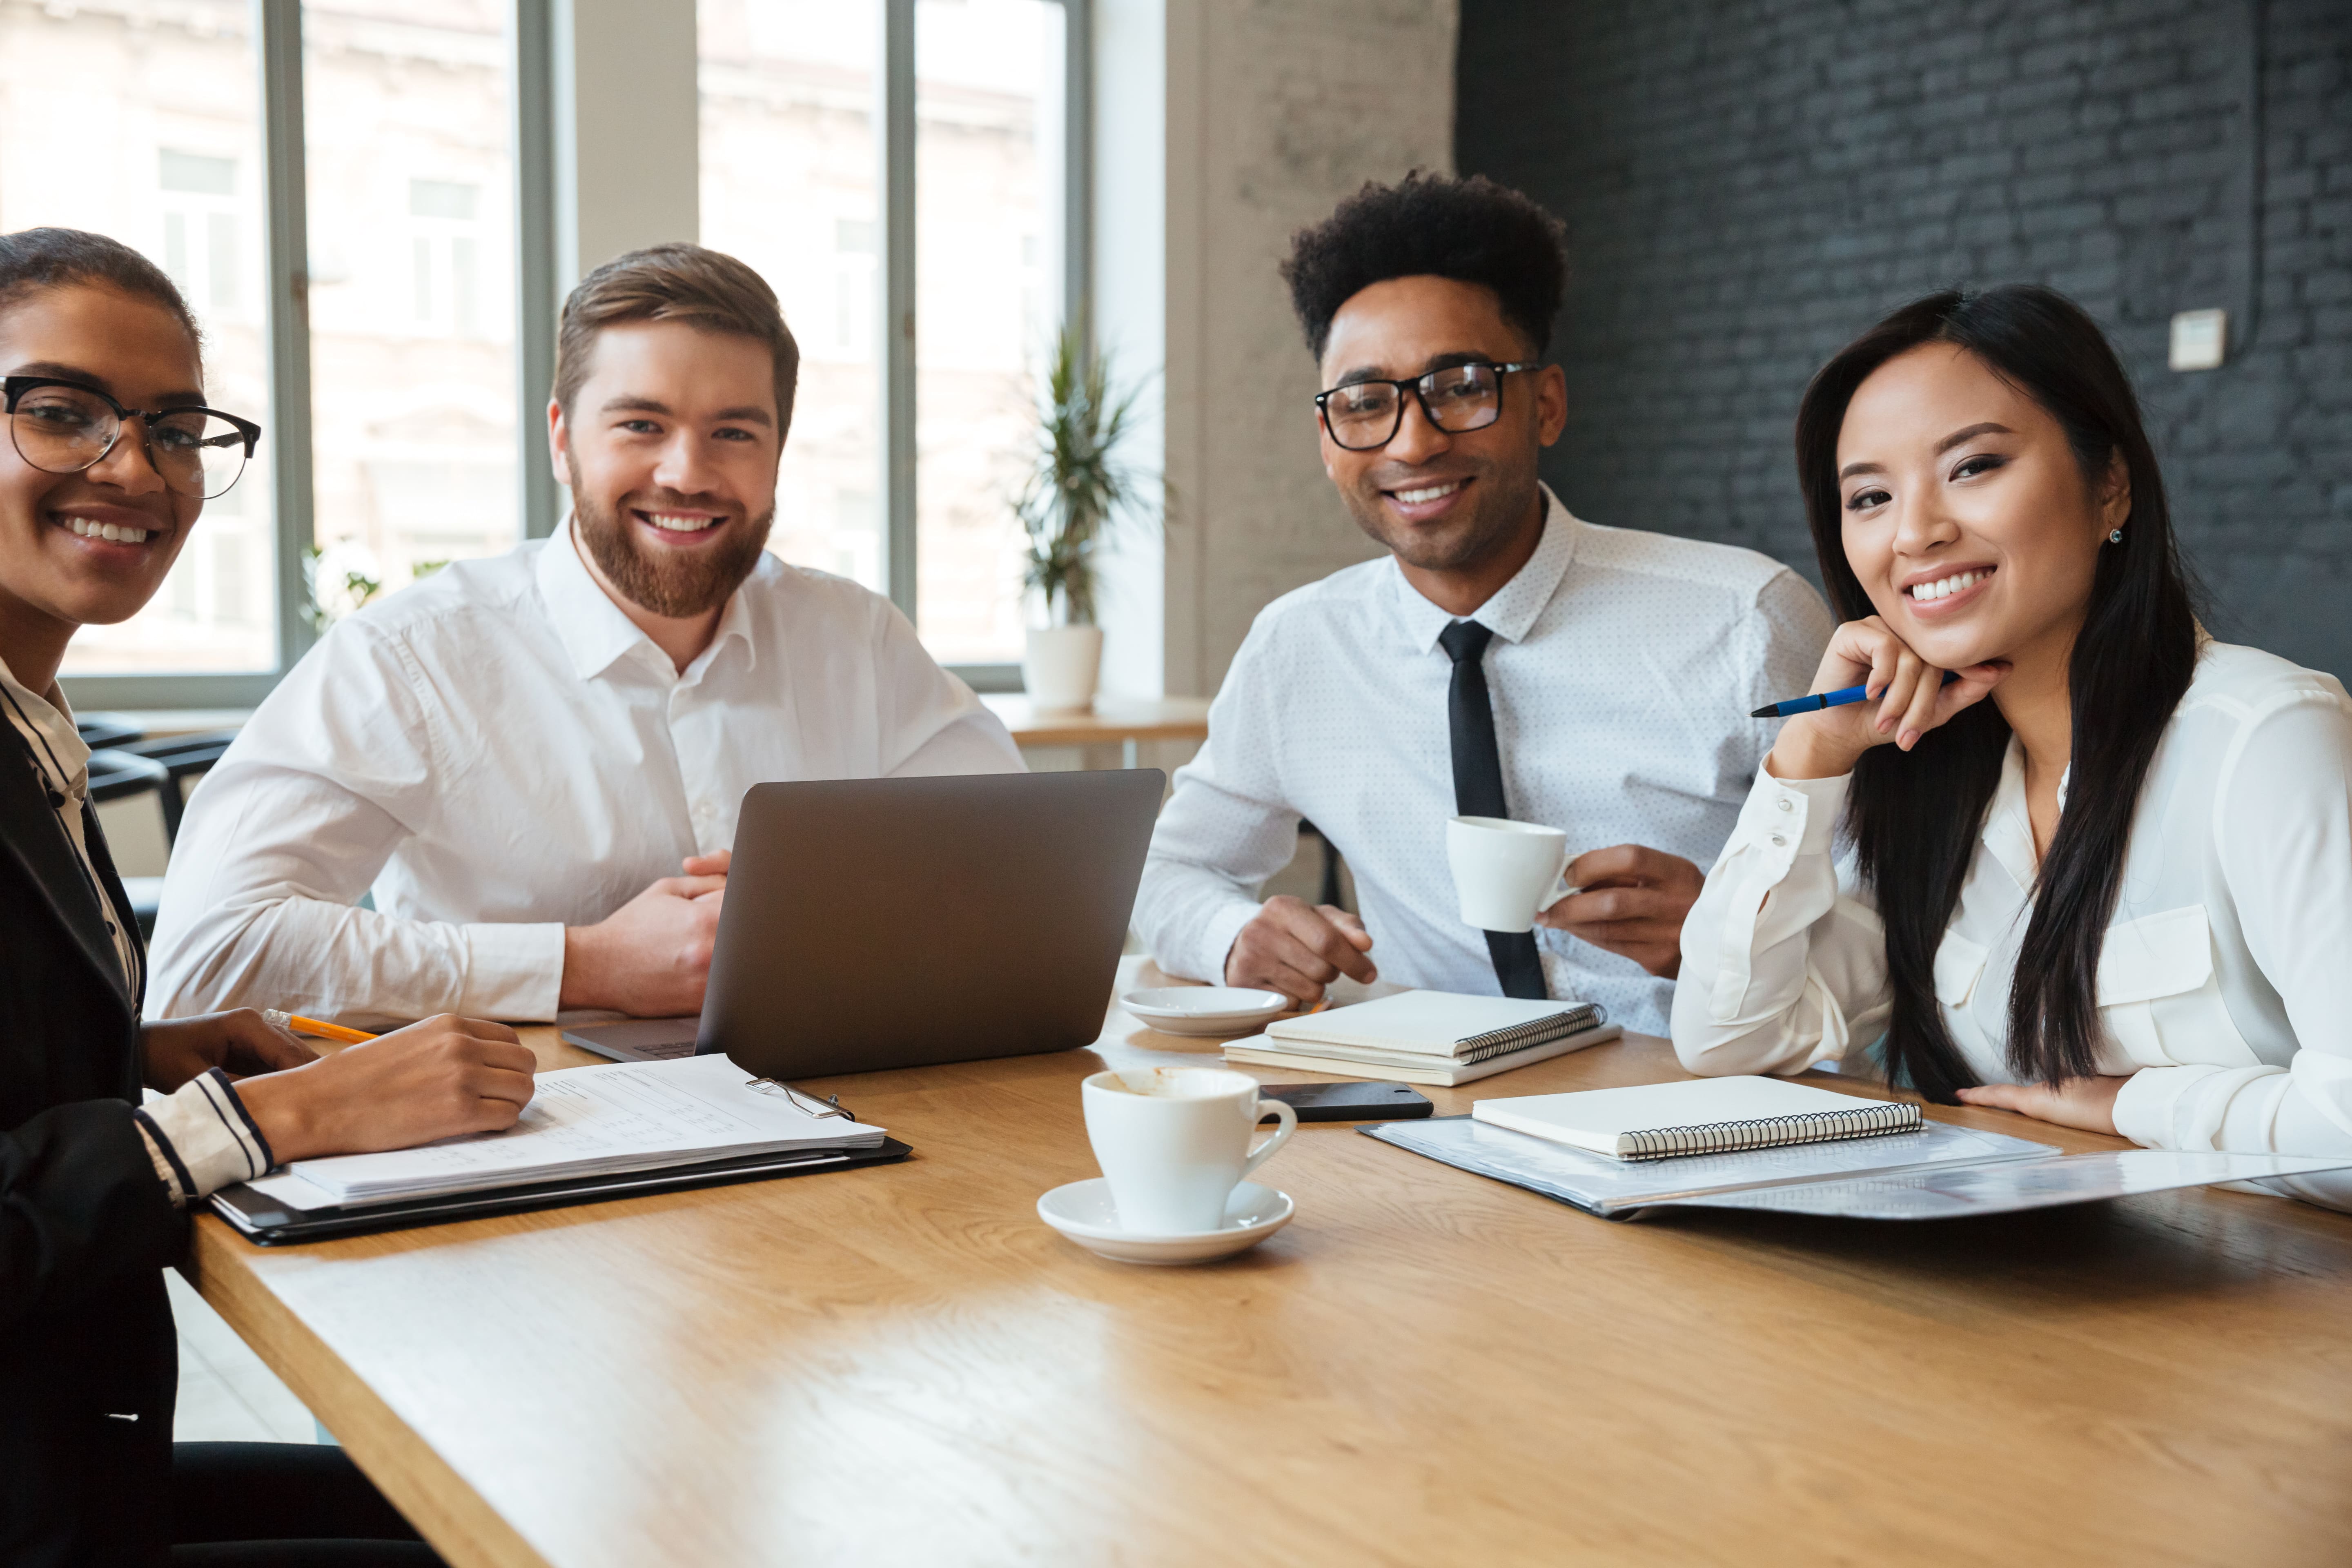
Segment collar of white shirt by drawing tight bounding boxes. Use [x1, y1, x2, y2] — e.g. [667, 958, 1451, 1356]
[1383, 486, 1582, 654]
[534, 513, 761, 685]
[0, 653, 89, 800]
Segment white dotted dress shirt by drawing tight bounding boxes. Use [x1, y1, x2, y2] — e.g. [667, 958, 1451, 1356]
[1134, 489, 1834, 1036]
[1674, 640, 2352, 1212]
[149, 519, 1023, 1029]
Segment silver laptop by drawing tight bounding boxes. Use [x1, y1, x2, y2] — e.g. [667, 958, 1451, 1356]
[563, 769, 1164, 1080]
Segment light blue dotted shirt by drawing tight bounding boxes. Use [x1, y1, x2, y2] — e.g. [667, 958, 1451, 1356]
[1134, 488, 1833, 1036]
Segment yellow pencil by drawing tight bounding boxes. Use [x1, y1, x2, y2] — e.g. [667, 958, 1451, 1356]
[262, 1009, 377, 1045]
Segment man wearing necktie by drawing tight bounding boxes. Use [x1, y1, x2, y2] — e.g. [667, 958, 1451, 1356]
[1134, 175, 1831, 1031]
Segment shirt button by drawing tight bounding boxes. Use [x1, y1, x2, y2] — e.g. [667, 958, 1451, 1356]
[1770, 833, 1787, 848]
[1776, 797, 1793, 812]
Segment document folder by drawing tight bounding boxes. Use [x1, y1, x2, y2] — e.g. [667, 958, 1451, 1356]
[209, 1138, 913, 1245]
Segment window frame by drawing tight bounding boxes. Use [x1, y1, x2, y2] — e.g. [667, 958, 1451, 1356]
[61, 0, 1092, 711]
[63, 0, 315, 712]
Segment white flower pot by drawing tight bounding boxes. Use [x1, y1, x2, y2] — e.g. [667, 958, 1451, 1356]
[1024, 624, 1104, 713]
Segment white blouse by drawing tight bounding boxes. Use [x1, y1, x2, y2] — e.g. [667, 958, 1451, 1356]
[1672, 641, 2352, 1210]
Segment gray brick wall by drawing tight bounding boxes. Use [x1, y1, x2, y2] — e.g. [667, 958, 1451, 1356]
[1456, 0, 2352, 677]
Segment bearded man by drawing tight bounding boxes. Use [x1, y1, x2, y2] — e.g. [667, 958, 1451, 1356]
[1132, 176, 1831, 1033]
[151, 244, 1020, 1027]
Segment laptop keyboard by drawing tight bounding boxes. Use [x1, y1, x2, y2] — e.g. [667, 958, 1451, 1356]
[633, 1038, 698, 1059]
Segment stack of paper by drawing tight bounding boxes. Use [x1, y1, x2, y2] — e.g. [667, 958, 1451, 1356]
[1223, 990, 1620, 1086]
[253, 1053, 886, 1210]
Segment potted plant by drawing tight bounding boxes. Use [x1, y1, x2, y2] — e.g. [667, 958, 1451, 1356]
[1017, 321, 1148, 711]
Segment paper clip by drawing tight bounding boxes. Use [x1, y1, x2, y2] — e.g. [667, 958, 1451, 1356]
[747, 1078, 851, 1119]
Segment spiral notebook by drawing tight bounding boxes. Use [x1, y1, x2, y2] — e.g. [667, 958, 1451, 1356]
[1227, 991, 1618, 1086]
[1472, 1076, 1922, 1161]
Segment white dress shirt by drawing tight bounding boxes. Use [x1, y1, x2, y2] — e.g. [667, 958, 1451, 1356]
[1135, 489, 1834, 1035]
[1673, 640, 2352, 1210]
[149, 520, 1023, 1028]
[2, 658, 270, 1202]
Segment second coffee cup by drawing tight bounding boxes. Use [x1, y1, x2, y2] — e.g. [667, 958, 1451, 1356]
[1445, 814, 1572, 933]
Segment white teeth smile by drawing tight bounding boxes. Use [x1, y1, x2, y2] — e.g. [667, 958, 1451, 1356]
[1908, 568, 1990, 601]
[1392, 480, 1463, 506]
[64, 516, 152, 544]
[643, 512, 720, 533]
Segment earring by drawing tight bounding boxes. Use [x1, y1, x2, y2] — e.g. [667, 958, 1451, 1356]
[2108, 528, 2124, 544]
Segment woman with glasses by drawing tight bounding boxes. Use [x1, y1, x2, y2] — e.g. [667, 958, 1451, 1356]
[0, 227, 535, 1565]
[1673, 283, 2352, 1211]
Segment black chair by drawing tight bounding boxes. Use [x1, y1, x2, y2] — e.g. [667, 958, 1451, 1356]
[122, 729, 240, 844]
[86, 749, 171, 939]
[1298, 820, 1345, 909]
[85, 746, 171, 804]
[76, 712, 145, 751]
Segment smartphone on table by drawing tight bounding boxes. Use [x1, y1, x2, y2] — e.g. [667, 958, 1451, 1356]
[1257, 1081, 1434, 1122]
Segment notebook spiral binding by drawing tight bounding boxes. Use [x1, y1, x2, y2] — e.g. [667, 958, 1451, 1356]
[1455, 1002, 1608, 1060]
[1620, 1101, 1922, 1161]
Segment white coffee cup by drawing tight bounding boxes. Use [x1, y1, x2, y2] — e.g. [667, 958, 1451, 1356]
[1446, 814, 1572, 933]
[1080, 1067, 1298, 1235]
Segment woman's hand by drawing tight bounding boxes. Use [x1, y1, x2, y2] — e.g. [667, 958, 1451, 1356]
[1954, 1075, 2126, 1135]
[1767, 616, 2008, 780]
[231, 1014, 536, 1165]
[141, 1010, 318, 1094]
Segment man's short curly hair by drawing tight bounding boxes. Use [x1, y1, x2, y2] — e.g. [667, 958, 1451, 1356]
[1281, 173, 1569, 362]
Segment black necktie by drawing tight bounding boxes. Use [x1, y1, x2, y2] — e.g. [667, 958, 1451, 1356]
[1437, 619, 1548, 999]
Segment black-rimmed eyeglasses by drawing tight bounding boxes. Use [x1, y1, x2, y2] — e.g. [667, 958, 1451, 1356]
[4, 375, 262, 500]
[1313, 361, 1539, 452]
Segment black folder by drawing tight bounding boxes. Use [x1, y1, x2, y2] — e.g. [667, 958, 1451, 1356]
[208, 1138, 914, 1245]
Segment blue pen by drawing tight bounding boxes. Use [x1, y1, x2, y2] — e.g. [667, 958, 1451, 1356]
[1751, 668, 1959, 719]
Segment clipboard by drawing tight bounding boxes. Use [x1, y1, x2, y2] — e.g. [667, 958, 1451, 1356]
[208, 1138, 914, 1245]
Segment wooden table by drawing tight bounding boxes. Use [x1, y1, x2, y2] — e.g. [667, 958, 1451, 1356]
[187, 968, 2352, 1567]
[980, 694, 1210, 764]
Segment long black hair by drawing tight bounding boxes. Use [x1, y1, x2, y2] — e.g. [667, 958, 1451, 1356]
[1792, 285, 2198, 1101]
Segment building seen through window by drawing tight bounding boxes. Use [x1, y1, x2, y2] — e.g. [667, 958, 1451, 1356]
[914, 0, 1058, 666]
[302, 0, 518, 623]
[702, 0, 1061, 665]
[8, 0, 1067, 682]
[699, 0, 887, 599]
[1, 0, 276, 675]
[4, 0, 526, 677]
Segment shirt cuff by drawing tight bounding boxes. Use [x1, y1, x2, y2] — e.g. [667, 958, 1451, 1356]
[1161, 897, 1262, 986]
[1736, 768, 1848, 860]
[132, 1069, 274, 1205]
[2110, 1063, 2270, 1151]
[459, 922, 566, 1021]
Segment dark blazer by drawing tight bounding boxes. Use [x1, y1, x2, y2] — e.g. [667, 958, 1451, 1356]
[0, 719, 184, 1566]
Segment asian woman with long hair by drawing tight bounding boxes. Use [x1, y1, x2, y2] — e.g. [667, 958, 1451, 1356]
[1672, 284, 2352, 1209]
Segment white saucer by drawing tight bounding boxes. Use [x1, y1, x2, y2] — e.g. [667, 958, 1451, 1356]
[1119, 986, 1292, 1037]
[1037, 1178, 1294, 1265]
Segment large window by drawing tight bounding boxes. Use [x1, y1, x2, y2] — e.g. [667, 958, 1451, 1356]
[28, 0, 1084, 705]
[303, 1, 521, 608]
[913, 0, 1062, 665]
[0, 1, 277, 676]
[702, 0, 1076, 672]
[698, 0, 886, 596]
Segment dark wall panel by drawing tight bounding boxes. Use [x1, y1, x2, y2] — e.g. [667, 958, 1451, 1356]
[1456, 0, 2352, 676]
